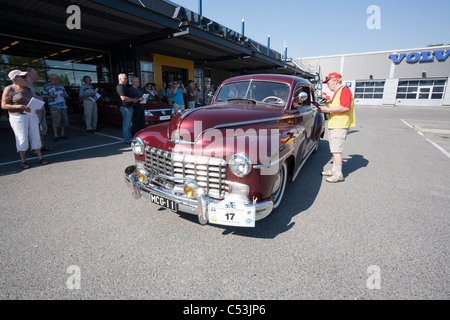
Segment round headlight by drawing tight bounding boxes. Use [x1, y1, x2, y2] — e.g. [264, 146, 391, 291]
[131, 137, 145, 156]
[229, 153, 252, 178]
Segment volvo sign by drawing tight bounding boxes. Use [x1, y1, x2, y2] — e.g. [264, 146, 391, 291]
[389, 50, 450, 64]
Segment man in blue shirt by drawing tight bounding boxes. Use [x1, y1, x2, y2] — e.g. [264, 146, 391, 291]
[43, 74, 69, 142]
[171, 81, 186, 114]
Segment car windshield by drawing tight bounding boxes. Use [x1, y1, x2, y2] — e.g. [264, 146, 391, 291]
[215, 80, 290, 106]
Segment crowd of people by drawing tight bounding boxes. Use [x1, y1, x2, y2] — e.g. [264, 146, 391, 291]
[2, 69, 217, 168]
[1, 69, 103, 168]
[115, 74, 216, 143]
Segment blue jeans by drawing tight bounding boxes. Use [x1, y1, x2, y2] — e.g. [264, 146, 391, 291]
[120, 106, 134, 143]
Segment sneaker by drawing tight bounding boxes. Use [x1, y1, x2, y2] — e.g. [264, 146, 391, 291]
[53, 137, 60, 142]
[60, 135, 69, 140]
[326, 173, 345, 183]
[321, 170, 334, 176]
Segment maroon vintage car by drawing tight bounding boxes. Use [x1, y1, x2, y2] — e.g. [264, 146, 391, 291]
[90, 83, 172, 127]
[124, 74, 325, 227]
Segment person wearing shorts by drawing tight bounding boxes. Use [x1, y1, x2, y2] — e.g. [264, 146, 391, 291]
[319, 73, 356, 183]
[171, 81, 186, 114]
[43, 74, 69, 142]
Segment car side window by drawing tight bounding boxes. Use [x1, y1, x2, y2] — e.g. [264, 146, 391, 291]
[104, 88, 119, 103]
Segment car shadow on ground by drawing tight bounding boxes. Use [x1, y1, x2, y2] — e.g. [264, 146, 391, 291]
[178, 142, 370, 239]
[221, 141, 331, 239]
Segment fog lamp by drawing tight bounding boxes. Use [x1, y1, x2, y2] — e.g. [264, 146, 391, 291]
[137, 168, 149, 184]
[184, 181, 198, 198]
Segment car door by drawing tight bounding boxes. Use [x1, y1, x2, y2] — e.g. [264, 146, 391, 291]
[294, 85, 315, 158]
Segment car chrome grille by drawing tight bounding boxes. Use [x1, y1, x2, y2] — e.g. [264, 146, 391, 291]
[145, 147, 227, 199]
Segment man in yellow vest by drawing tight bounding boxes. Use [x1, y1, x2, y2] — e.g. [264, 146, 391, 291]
[319, 73, 356, 183]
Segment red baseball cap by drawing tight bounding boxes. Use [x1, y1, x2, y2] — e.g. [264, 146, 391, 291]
[323, 72, 342, 84]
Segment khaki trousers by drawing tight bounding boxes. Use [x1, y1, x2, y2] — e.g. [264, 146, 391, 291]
[83, 99, 98, 131]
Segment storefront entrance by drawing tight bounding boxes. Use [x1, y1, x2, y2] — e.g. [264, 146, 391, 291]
[162, 66, 188, 86]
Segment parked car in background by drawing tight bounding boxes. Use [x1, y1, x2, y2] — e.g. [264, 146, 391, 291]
[84, 83, 173, 127]
[124, 74, 325, 227]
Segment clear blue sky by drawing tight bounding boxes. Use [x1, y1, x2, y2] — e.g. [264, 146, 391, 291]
[169, 0, 449, 58]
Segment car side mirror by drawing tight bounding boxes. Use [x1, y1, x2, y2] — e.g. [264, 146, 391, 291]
[298, 92, 308, 102]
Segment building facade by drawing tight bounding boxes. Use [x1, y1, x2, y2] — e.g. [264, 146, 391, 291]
[302, 46, 450, 107]
[0, 0, 310, 117]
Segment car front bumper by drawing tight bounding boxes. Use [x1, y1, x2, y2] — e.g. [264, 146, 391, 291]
[124, 165, 273, 227]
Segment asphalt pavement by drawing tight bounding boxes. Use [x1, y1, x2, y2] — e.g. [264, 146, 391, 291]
[0, 105, 449, 300]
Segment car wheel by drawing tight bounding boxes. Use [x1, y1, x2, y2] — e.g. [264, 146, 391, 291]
[271, 162, 288, 210]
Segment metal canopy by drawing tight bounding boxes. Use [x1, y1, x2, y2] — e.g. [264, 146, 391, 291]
[0, 0, 312, 78]
[0, 0, 179, 50]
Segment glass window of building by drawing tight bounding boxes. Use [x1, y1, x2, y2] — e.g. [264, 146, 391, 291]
[0, 36, 111, 115]
[1, 38, 110, 86]
[396, 79, 447, 100]
[355, 81, 385, 99]
[140, 62, 154, 86]
[194, 69, 203, 90]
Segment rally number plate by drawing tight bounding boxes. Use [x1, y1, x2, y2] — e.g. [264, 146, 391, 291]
[150, 194, 178, 211]
[208, 200, 255, 227]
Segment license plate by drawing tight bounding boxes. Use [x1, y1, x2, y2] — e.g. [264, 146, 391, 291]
[150, 194, 178, 211]
[208, 200, 255, 227]
[159, 115, 171, 120]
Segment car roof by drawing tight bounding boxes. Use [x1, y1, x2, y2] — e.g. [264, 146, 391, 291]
[220, 74, 311, 87]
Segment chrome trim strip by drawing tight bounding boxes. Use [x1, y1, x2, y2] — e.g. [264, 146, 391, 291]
[253, 152, 291, 169]
[144, 108, 172, 113]
[181, 108, 197, 119]
[300, 109, 313, 115]
[213, 114, 302, 130]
